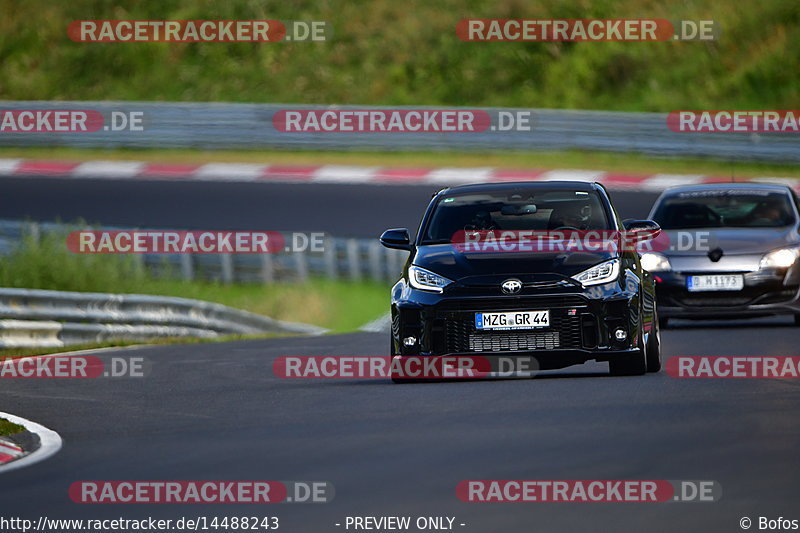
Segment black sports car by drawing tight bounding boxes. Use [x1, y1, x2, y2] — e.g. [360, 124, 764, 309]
[380, 181, 662, 381]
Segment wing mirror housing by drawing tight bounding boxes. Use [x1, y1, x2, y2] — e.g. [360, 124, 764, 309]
[380, 228, 412, 250]
[622, 219, 662, 251]
[623, 219, 661, 234]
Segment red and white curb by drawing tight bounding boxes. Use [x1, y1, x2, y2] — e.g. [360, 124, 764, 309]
[0, 437, 24, 464]
[0, 158, 797, 192]
[0, 411, 62, 473]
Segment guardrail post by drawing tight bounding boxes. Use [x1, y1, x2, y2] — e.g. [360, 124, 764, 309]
[368, 240, 382, 281]
[346, 239, 361, 281]
[128, 226, 146, 275]
[294, 251, 309, 283]
[180, 254, 194, 281]
[260, 253, 275, 284]
[24, 221, 40, 245]
[384, 247, 397, 281]
[220, 253, 234, 284]
[323, 236, 337, 279]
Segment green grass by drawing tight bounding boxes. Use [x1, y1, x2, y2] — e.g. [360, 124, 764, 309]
[134, 279, 390, 333]
[0, 334, 290, 360]
[0, 418, 24, 437]
[2, 146, 799, 180]
[0, 0, 798, 110]
[0, 230, 390, 333]
[0, 341, 154, 360]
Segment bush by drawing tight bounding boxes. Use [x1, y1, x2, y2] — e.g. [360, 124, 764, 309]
[1, 0, 797, 110]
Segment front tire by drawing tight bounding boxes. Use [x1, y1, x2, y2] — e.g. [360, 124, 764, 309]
[646, 312, 662, 373]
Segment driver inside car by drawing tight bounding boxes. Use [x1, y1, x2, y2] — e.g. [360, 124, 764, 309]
[549, 204, 591, 230]
[466, 210, 500, 231]
[749, 201, 788, 226]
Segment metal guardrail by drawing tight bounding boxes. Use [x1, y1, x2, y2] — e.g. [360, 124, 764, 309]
[0, 219, 396, 346]
[0, 220, 409, 284]
[0, 288, 326, 348]
[0, 101, 797, 162]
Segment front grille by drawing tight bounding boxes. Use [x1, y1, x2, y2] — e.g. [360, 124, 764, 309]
[468, 331, 560, 352]
[674, 294, 755, 307]
[437, 295, 587, 311]
[442, 310, 584, 353]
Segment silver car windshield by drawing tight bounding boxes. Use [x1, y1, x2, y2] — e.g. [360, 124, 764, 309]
[652, 189, 796, 229]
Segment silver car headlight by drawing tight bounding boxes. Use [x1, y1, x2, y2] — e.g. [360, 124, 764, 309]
[571, 259, 620, 286]
[408, 265, 453, 292]
[640, 252, 672, 272]
[759, 247, 800, 269]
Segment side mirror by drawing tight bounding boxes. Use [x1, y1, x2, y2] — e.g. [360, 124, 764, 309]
[380, 228, 412, 250]
[622, 219, 661, 251]
[623, 219, 661, 234]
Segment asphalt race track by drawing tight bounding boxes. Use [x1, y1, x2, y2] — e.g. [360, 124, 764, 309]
[0, 175, 660, 237]
[2, 323, 800, 532]
[1, 175, 799, 532]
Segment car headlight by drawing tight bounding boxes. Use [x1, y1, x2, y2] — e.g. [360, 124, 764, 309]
[408, 265, 453, 292]
[640, 252, 671, 272]
[759, 247, 800, 269]
[571, 259, 620, 286]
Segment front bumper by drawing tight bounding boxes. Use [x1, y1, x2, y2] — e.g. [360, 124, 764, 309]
[654, 267, 800, 318]
[391, 348, 643, 378]
[392, 283, 644, 368]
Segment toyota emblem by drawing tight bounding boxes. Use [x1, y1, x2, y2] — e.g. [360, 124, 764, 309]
[501, 279, 523, 294]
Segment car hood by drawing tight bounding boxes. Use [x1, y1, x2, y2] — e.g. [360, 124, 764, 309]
[412, 244, 617, 281]
[660, 227, 799, 256]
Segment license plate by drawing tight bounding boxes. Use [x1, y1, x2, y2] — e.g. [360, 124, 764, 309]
[687, 274, 744, 292]
[475, 310, 549, 330]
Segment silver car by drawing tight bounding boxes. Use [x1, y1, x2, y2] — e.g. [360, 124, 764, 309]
[641, 183, 800, 326]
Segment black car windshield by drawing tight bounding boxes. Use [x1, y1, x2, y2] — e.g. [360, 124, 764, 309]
[652, 189, 796, 229]
[421, 189, 611, 243]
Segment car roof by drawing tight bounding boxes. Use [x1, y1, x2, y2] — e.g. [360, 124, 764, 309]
[438, 181, 602, 194]
[660, 182, 795, 196]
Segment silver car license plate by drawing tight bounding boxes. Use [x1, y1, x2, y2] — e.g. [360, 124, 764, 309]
[687, 274, 744, 292]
